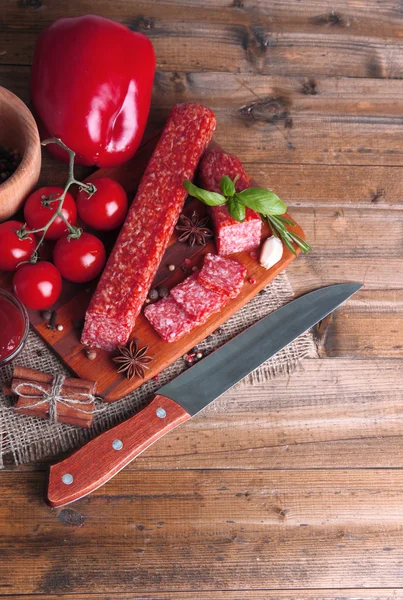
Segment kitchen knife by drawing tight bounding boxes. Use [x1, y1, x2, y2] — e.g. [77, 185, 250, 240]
[47, 283, 362, 507]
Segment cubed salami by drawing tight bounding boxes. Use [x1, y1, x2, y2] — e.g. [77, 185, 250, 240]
[144, 297, 197, 343]
[198, 253, 246, 298]
[81, 103, 216, 350]
[198, 149, 262, 255]
[170, 273, 227, 320]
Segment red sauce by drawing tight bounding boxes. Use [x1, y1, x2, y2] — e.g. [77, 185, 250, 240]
[0, 295, 24, 361]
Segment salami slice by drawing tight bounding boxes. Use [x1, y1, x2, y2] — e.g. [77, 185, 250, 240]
[81, 103, 216, 350]
[144, 297, 197, 343]
[198, 253, 246, 298]
[170, 273, 227, 320]
[198, 149, 262, 255]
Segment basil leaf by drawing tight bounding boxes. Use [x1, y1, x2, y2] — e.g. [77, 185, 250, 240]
[227, 197, 246, 222]
[183, 180, 227, 206]
[236, 188, 287, 215]
[220, 175, 236, 198]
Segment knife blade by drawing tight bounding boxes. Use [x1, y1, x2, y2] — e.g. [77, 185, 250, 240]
[47, 283, 361, 507]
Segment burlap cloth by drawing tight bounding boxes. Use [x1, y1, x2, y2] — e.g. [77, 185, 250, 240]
[0, 272, 317, 467]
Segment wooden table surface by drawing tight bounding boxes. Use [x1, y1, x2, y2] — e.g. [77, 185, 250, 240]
[1, 1, 403, 598]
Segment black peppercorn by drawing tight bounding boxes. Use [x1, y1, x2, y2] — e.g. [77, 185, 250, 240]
[0, 146, 21, 183]
[158, 286, 169, 299]
[148, 288, 159, 301]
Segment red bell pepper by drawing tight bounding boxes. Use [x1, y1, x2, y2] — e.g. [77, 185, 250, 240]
[31, 15, 156, 167]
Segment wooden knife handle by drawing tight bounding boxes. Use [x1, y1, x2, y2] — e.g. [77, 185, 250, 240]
[46, 395, 191, 507]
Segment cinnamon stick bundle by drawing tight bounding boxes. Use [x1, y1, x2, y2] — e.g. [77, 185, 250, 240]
[3, 366, 96, 428]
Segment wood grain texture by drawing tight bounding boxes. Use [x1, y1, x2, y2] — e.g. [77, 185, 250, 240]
[138, 72, 403, 167]
[1, 0, 403, 597]
[4, 68, 403, 168]
[4, 470, 403, 594]
[17, 593, 403, 600]
[2, 0, 403, 78]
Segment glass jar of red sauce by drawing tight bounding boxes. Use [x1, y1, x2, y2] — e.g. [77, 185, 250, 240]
[0, 288, 29, 366]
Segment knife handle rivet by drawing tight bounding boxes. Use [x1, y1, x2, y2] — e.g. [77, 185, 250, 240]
[112, 439, 123, 451]
[156, 408, 167, 419]
[62, 473, 73, 485]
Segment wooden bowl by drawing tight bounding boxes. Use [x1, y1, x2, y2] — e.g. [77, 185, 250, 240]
[0, 86, 41, 221]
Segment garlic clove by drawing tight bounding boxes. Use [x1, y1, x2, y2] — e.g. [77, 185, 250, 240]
[259, 236, 284, 270]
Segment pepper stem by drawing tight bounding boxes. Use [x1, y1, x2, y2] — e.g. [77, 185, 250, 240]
[17, 138, 97, 263]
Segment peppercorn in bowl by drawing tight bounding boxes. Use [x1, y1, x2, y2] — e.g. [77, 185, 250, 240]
[0, 86, 41, 221]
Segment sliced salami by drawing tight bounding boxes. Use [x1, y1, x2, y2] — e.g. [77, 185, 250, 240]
[144, 297, 197, 344]
[144, 254, 246, 343]
[198, 149, 262, 255]
[198, 253, 246, 298]
[170, 273, 227, 320]
[81, 103, 216, 351]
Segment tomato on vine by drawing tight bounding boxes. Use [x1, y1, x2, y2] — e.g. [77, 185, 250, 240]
[77, 177, 128, 231]
[8, 138, 109, 310]
[13, 261, 62, 310]
[0, 220, 36, 271]
[24, 186, 77, 240]
[53, 232, 106, 283]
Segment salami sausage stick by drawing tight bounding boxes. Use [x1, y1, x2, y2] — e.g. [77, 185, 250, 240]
[81, 103, 216, 351]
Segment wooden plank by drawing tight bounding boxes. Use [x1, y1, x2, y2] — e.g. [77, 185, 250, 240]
[3, 358, 403, 471]
[151, 71, 403, 117]
[156, 108, 403, 168]
[3, 469, 403, 593]
[6, 68, 403, 111]
[3, 0, 403, 35]
[287, 206, 403, 296]
[290, 257, 403, 293]
[3, 67, 403, 167]
[289, 207, 403, 257]
[1, 1, 403, 78]
[317, 292, 403, 358]
[16, 591, 403, 600]
[244, 164, 403, 210]
[3, 0, 403, 34]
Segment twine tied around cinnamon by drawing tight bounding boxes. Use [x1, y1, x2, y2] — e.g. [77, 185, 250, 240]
[13, 374, 100, 424]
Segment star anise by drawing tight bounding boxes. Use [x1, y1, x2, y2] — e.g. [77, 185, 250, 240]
[175, 211, 213, 246]
[113, 339, 153, 380]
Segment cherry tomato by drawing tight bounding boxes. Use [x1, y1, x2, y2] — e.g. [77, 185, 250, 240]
[76, 177, 128, 231]
[24, 186, 77, 240]
[0, 220, 36, 271]
[53, 232, 106, 283]
[13, 261, 62, 310]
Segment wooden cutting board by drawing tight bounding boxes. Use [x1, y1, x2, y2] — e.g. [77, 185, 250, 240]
[0, 134, 305, 401]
